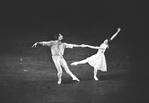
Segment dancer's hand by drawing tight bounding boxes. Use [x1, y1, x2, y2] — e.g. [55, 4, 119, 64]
[32, 43, 37, 48]
[81, 44, 88, 47]
[117, 28, 121, 31]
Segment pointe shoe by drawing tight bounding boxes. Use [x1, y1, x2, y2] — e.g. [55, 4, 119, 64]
[57, 80, 61, 84]
[71, 62, 78, 66]
[94, 77, 99, 81]
[73, 77, 80, 82]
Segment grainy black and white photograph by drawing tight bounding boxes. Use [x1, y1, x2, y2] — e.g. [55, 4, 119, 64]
[0, 0, 148, 103]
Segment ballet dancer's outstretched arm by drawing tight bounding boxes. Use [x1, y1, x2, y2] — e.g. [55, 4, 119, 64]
[32, 41, 52, 47]
[81, 44, 104, 50]
[71, 44, 86, 48]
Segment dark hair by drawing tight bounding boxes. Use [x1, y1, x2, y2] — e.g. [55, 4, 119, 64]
[54, 34, 59, 40]
[108, 39, 111, 43]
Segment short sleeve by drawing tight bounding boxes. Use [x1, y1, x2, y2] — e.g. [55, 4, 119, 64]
[42, 41, 53, 46]
[64, 43, 74, 48]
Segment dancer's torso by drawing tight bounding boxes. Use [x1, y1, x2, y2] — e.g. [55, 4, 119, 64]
[48, 40, 73, 57]
[97, 43, 108, 54]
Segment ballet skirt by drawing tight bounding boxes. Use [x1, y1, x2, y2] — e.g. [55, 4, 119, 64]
[87, 43, 108, 71]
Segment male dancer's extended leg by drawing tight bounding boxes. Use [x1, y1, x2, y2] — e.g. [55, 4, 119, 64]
[52, 57, 62, 84]
[71, 59, 88, 66]
[60, 58, 80, 82]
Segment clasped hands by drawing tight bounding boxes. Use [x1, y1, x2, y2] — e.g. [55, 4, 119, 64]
[80, 44, 88, 47]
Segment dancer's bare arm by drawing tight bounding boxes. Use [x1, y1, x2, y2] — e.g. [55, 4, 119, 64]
[72, 44, 84, 47]
[72, 44, 93, 48]
[86, 45, 104, 50]
[32, 41, 51, 47]
[65, 43, 87, 48]
[78, 44, 104, 49]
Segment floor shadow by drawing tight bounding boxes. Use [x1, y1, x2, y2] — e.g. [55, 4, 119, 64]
[98, 72, 130, 81]
[74, 70, 132, 82]
[61, 79, 80, 84]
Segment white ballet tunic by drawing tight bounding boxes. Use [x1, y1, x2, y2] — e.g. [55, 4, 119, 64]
[87, 43, 108, 71]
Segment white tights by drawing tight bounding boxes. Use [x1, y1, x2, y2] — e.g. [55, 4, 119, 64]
[52, 56, 79, 84]
[71, 59, 99, 81]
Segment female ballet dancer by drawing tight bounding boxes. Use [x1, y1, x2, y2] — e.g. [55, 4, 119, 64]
[71, 28, 121, 80]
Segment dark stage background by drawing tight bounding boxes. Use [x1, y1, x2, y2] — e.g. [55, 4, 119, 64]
[0, 0, 148, 103]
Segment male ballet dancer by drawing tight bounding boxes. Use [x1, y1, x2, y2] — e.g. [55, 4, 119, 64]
[71, 28, 121, 80]
[32, 33, 83, 84]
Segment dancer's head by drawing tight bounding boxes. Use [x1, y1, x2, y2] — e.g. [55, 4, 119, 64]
[58, 33, 63, 40]
[54, 33, 63, 40]
[103, 39, 109, 48]
[103, 39, 108, 44]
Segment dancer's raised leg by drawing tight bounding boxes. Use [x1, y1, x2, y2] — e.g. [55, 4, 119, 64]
[71, 59, 88, 66]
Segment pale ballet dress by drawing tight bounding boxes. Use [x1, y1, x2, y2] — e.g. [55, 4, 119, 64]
[86, 43, 108, 71]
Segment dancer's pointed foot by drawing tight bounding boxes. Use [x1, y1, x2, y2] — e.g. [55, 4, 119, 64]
[57, 79, 62, 84]
[71, 62, 78, 66]
[73, 77, 80, 82]
[94, 76, 99, 81]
